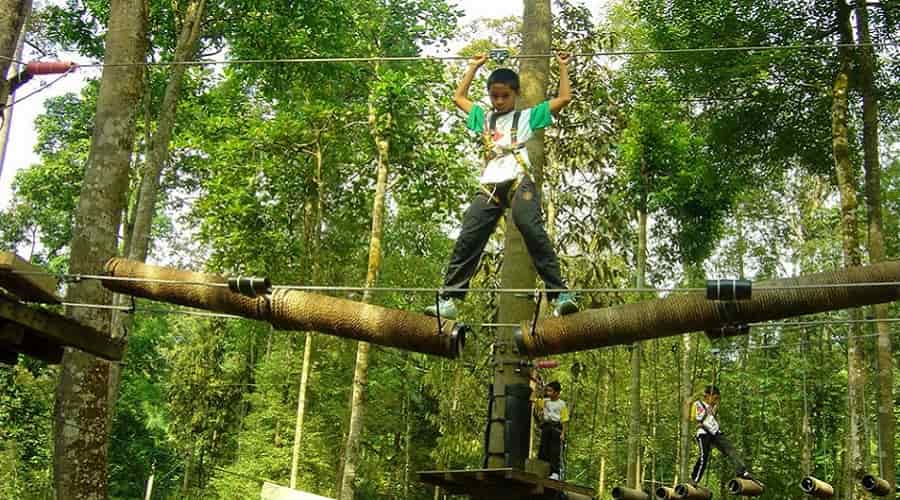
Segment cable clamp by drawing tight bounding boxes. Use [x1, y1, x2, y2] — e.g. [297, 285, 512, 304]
[489, 48, 510, 63]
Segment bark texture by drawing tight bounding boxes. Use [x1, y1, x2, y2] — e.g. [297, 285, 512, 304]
[54, 0, 148, 498]
[0, 0, 31, 106]
[831, 3, 867, 497]
[855, 1, 895, 488]
[517, 261, 900, 356]
[102, 258, 463, 357]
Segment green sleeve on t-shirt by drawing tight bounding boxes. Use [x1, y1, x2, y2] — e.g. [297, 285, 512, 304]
[466, 105, 485, 132]
[529, 100, 553, 130]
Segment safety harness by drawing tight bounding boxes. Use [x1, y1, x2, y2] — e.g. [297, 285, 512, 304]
[480, 110, 531, 205]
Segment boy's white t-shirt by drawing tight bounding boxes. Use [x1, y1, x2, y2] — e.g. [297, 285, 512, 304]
[535, 397, 569, 424]
[466, 101, 554, 185]
[693, 400, 720, 435]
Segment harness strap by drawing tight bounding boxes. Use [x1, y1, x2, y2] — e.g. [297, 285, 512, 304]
[480, 109, 530, 206]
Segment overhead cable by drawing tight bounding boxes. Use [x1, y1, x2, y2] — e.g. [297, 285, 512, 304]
[2, 42, 895, 70]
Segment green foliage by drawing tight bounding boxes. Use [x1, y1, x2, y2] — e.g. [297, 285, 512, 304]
[3, 0, 899, 498]
[0, 84, 98, 267]
[0, 361, 56, 499]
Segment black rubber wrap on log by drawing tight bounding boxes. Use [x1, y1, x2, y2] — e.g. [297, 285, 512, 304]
[103, 258, 463, 358]
[518, 261, 900, 356]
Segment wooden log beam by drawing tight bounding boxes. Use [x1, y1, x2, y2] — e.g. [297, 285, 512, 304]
[518, 261, 900, 356]
[102, 258, 465, 358]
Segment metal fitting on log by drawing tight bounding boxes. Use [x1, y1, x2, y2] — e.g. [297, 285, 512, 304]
[515, 261, 900, 357]
[103, 258, 466, 358]
[654, 486, 677, 500]
[707, 279, 751, 301]
[727, 478, 764, 496]
[800, 476, 834, 497]
[612, 486, 650, 500]
[675, 483, 712, 499]
[104, 258, 271, 319]
[228, 276, 271, 297]
[861, 475, 894, 496]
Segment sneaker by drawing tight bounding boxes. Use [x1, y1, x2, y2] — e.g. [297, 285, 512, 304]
[549, 473, 560, 480]
[424, 298, 458, 320]
[553, 291, 578, 317]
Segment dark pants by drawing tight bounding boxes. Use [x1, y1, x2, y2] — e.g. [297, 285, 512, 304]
[691, 431, 747, 483]
[442, 176, 566, 300]
[538, 422, 563, 475]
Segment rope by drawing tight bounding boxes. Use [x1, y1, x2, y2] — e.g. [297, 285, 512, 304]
[2, 42, 890, 70]
[8, 268, 900, 294]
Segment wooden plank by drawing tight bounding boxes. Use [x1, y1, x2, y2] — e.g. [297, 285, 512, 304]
[0, 252, 60, 304]
[418, 468, 596, 498]
[0, 349, 17, 365]
[0, 294, 124, 361]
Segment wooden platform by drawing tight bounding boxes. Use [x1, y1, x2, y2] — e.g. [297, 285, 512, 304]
[418, 467, 596, 499]
[0, 252, 60, 304]
[0, 252, 124, 365]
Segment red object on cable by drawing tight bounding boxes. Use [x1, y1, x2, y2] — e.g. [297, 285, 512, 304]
[25, 61, 76, 75]
[534, 359, 559, 369]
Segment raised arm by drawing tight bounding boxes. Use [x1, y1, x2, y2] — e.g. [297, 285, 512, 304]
[548, 52, 572, 114]
[453, 53, 487, 113]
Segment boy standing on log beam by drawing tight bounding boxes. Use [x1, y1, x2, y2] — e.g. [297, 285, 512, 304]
[424, 52, 578, 320]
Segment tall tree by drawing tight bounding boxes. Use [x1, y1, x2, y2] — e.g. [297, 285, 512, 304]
[831, 1, 867, 497]
[108, 0, 207, 417]
[53, 0, 148, 497]
[338, 86, 391, 500]
[290, 134, 325, 489]
[855, 1, 895, 488]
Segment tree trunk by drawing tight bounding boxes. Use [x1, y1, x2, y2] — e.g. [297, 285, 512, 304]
[832, 2, 867, 497]
[677, 264, 700, 484]
[0, 0, 29, 179]
[338, 101, 391, 500]
[855, 1, 895, 488]
[108, 0, 206, 417]
[290, 139, 324, 489]
[53, 1, 148, 498]
[677, 332, 692, 484]
[128, 0, 205, 263]
[801, 331, 812, 476]
[597, 456, 606, 498]
[488, 0, 551, 470]
[290, 332, 314, 488]
[0, 0, 31, 109]
[628, 200, 647, 488]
